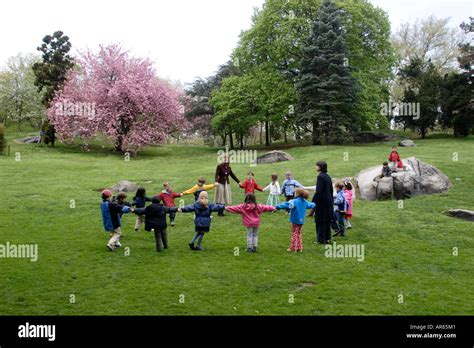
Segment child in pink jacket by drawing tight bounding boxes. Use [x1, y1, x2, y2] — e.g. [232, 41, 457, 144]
[225, 193, 276, 253]
[344, 181, 354, 229]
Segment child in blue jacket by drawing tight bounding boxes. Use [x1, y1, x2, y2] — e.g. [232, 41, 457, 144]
[333, 181, 348, 237]
[101, 190, 133, 251]
[276, 188, 315, 252]
[132, 187, 152, 231]
[178, 191, 224, 251]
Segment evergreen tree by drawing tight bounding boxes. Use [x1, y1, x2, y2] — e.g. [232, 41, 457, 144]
[32, 31, 74, 145]
[296, 0, 359, 145]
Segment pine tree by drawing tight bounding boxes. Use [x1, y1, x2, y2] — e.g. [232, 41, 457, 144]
[297, 0, 359, 145]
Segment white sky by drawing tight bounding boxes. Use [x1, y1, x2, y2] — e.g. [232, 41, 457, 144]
[0, 0, 472, 85]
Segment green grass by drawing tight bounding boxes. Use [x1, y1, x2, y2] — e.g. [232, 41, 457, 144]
[0, 131, 473, 315]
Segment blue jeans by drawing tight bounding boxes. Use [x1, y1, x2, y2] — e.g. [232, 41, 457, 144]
[333, 211, 345, 236]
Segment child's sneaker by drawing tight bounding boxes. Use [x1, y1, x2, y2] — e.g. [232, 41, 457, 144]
[134, 229, 139, 232]
[246, 248, 252, 253]
[115, 242, 122, 248]
[188, 243, 195, 250]
[107, 244, 115, 251]
[252, 247, 257, 253]
[195, 246, 202, 251]
[170, 221, 175, 227]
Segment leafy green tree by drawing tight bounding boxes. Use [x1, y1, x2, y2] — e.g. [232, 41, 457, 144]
[439, 18, 474, 137]
[398, 58, 442, 139]
[32, 31, 74, 145]
[0, 54, 46, 129]
[210, 75, 257, 149]
[185, 61, 240, 143]
[233, 0, 394, 130]
[297, 0, 359, 145]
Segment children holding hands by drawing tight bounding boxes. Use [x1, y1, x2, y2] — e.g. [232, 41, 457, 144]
[225, 193, 276, 253]
[239, 171, 264, 196]
[158, 182, 183, 226]
[263, 173, 281, 206]
[133, 196, 178, 252]
[182, 177, 217, 201]
[132, 187, 152, 231]
[101, 190, 134, 251]
[276, 189, 315, 252]
[178, 191, 224, 251]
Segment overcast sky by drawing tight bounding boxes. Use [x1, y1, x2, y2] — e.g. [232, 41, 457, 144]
[0, 0, 471, 85]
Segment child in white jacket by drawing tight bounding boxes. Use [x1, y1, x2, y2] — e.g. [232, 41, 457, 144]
[263, 173, 281, 207]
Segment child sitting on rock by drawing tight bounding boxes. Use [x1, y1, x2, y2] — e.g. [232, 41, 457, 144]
[388, 146, 403, 171]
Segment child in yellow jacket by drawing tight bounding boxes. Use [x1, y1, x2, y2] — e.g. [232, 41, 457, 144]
[182, 178, 217, 201]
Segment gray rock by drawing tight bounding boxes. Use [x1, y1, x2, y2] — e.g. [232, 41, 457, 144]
[445, 209, 474, 222]
[399, 139, 416, 147]
[355, 157, 451, 200]
[110, 180, 139, 193]
[253, 150, 293, 164]
[17, 136, 40, 144]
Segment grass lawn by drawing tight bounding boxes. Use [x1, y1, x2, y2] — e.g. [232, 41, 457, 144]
[0, 131, 473, 315]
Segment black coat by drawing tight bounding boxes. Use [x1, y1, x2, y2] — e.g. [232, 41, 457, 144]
[135, 203, 177, 231]
[312, 172, 334, 223]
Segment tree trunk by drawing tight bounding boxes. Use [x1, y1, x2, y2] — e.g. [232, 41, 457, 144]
[239, 134, 244, 149]
[265, 120, 270, 146]
[259, 123, 263, 145]
[312, 120, 320, 145]
[115, 134, 123, 152]
[421, 128, 427, 139]
[221, 133, 227, 146]
[284, 129, 288, 143]
[229, 131, 234, 149]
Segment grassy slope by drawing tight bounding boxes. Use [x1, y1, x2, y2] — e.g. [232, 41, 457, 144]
[0, 132, 473, 315]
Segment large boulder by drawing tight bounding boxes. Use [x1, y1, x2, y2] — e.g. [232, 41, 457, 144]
[253, 150, 293, 164]
[399, 139, 416, 147]
[445, 209, 474, 222]
[354, 157, 451, 200]
[110, 180, 139, 193]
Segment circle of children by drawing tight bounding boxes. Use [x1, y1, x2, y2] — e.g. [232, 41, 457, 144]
[100, 147, 404, 254]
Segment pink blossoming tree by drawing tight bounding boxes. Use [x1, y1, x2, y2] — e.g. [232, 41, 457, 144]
[48, 44, 187, 152]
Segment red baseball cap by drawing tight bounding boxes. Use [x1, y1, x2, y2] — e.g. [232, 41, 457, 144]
[102, 189, 112, 198]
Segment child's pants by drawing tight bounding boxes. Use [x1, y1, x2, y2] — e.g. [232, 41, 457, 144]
[108, 227, 122, 246]
[334, 211, 345, 236]
[154, 228, 168, 251]
[290, 223, 303, 251]
[190, 232, 205, 247]
[246, 227, 259, 249]
[169, 211, 176, 224]
[134, 215, 145, 230]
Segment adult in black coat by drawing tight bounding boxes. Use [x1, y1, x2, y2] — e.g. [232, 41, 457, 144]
[312, 161, 334, 244]
[134, 196, 177, 252]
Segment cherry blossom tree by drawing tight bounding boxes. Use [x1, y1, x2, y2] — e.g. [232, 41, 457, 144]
[48, 44, 187, 152]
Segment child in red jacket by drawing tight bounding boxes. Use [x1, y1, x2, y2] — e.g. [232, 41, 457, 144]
[158, 182, 183, 226]
[239, 172, 264, 197]
[388, 146, 403, 170]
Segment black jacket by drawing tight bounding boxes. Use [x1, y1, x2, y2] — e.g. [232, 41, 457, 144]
[313, 172, 335, 223]
[109, 201, 132, 229]
[134, 203, 177, 231]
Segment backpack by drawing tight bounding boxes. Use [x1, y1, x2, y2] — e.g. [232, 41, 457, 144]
[100, 200, 113, 232]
